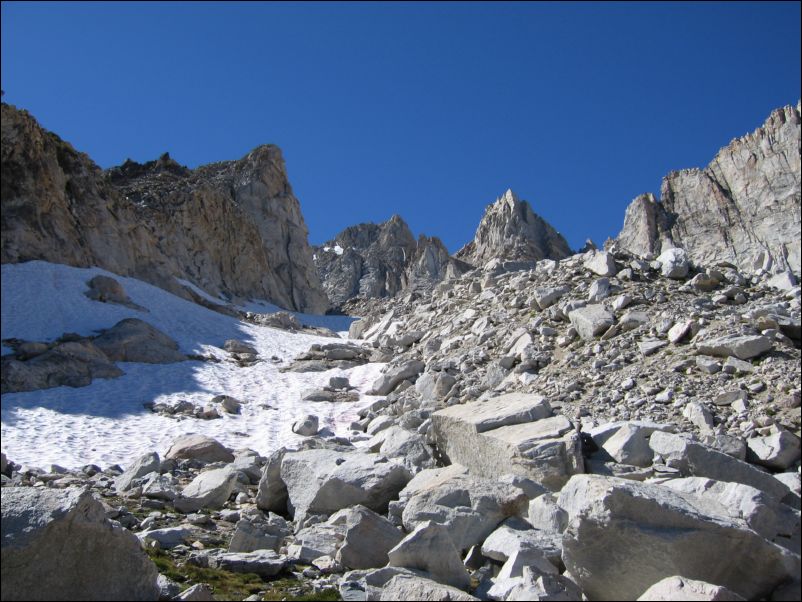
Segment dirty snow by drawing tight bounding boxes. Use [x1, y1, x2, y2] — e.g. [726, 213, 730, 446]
[1, 261, 383, 470]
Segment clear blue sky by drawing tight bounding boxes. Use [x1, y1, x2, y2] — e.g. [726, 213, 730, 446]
[2, 2, 800, 252]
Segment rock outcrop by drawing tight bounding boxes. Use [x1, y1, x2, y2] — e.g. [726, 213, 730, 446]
[313, 215, 469, 308]
[615, 102, 801, 275]
[1, 102, 328, 313]
[456, 189, 572, 267]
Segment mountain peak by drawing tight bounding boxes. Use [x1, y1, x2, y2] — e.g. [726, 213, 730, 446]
[456, 190, 571, 266]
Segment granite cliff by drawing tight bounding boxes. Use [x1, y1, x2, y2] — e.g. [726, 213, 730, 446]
[615, 102, 801, 276]
[0, 103, 328, 313]
[313, 215, 470, 308]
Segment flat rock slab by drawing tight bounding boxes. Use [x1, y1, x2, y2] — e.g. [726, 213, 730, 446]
[433, 393, 552, 434]
[695, 335, 772, 360]
[432, 395, 582, 490]
[206, 549, 287, 578]
[1, 487, 159, 601]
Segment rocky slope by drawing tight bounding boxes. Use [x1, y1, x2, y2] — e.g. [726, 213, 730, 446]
[314, 215, 470, 309]
[615, 102, 801, 276]
[1, 103, 328, 313]
[3, 248, 799, 602]
[456, 189, 573, 268]
[3, 101, 802, 602]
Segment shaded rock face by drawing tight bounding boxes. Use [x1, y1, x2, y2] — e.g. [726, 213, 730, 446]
[1, 487, 160, 601]
[456, 189, 572, 267]
[1, 103, 328, 313]
[313, 215, 469, 308]
[616, 102, 801, 275]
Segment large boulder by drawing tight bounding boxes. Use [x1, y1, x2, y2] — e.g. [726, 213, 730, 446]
[1, 340, 123, 393]
[557, 474, 800, 601]
[661, 477, 801, 552]
[395, 465, 529, 552]
[387, 521, 471, 591]
[746, 430, 802, 471]
[656, 248, 690, 279]
[173, 466, 238, 513]
[584, 250, 618, 277]
[480, 516, 561, 564]
[115, 452, 161, 492]
[568, 305, 615, 341]
[84, 275, 140, 308]
[377, 426, 436, 473]
[334, 505, 404, 570]
[288, 521, 346, 564]
[255, 448, 289, 514]
[279, 448, 412, 524]
[165, 434, 234, 464]
[369, 360, 425, 395]
[93, 318, 186, 363]
[228, 518, 285, 553]
[649, 432, 790, 500]
[1, 487, 159, 601]
[432, 393, 582, 490]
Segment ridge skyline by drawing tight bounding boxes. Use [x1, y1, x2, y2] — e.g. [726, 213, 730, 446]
[3, 2, 799, 254]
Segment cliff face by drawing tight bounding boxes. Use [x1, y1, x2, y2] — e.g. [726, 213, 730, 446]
[456, 189, 573, 267]
[615, 102, 801, 275]
[0, 103, 329, 313]
[313, 215, 470, 308]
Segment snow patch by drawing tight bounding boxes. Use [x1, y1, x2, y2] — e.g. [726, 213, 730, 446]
[1, 261, 382, 470]
[323, 244, 345, 256]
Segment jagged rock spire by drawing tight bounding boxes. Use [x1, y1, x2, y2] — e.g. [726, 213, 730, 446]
[456, 189, 572, 267]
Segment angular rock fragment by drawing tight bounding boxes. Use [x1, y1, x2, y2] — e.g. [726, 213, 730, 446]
[568, 305, 615, 341]
[387, 521, 471, 590]
[334, 505, 404, 570]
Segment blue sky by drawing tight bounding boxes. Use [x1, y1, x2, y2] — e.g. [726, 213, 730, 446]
[2, 2, 800, 252]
